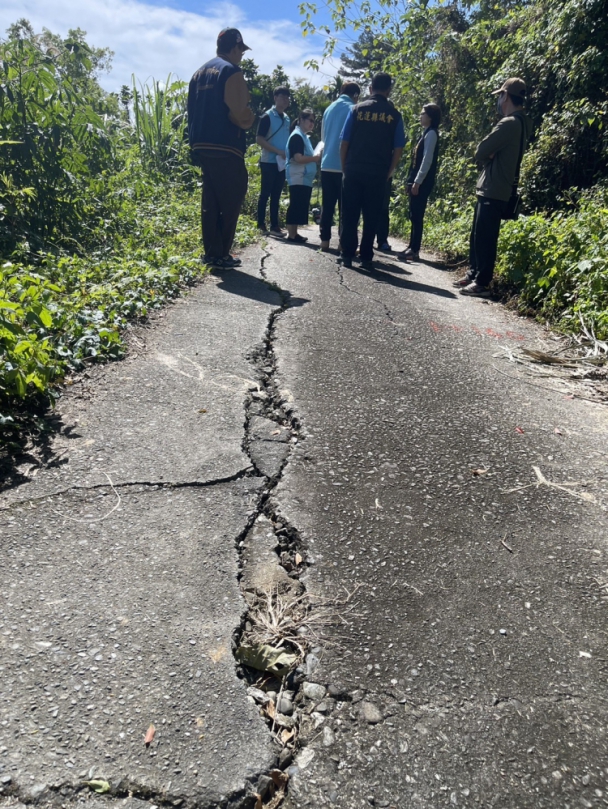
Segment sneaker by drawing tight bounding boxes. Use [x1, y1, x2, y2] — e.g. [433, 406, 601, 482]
[377, 242, 392, 252]
[287, 234, 308, 243]
[203, 255, 225, 268]
[460, 282, 491, 298]
[399, 247, 419, 261]
[222, 255, 242, 268]
[269, 226, 286, 238]
[452, 276, 473, 288]
[338, 256, 352, 269]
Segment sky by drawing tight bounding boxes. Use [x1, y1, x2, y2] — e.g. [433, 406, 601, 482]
[0, 0, 342, 92]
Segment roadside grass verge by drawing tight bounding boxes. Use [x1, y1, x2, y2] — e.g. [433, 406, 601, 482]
[393, 185, 608, 340]
[0, 177, 257, 446]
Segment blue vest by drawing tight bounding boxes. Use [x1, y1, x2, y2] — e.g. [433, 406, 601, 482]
[286, 127, 317, 187]
[188, 56, 246, 159]
[260, 107, 290, 164]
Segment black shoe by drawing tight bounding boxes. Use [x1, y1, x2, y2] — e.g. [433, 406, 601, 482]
[452, 276, 473, 288]
[360, 259, 374, 270]
[269, 226, 286, 238]
[460, 282, 491, 298]
[338, 256, 352, 269]
[203, 255, 226, 268]
[222, 255, 242, 268]
[287, 234, 308, 243]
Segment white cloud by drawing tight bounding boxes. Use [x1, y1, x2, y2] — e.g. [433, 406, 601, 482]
[0, 0, 330, 91]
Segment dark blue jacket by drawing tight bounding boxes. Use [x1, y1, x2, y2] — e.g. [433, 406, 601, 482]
[188, 56, 246, 159]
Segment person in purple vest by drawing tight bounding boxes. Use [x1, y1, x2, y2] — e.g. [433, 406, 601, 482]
[188, 28, 255, 269]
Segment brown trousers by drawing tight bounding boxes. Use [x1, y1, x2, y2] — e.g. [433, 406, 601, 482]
[199, 152, 248, 258]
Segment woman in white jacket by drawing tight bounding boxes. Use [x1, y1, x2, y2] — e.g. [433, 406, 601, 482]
[285, 110, 321, 243]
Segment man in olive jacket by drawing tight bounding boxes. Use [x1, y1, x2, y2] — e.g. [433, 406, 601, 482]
[456, 78, 533, 297]
[188, 28, 255, 268]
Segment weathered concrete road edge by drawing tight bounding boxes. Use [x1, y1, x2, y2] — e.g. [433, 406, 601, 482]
[0, 245, 305, 809]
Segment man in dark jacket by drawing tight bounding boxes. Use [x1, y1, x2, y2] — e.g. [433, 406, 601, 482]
[188, 28, 255, 268]
[338, 73, 405, 270]
[456, 77, 533, 296]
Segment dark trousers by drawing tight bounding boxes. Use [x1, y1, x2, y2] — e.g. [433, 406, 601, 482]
[320, 171, 342, 242]
[341, 172, 386, 261]
[376, 180, 392, 246]
[469, 195, 507, 287]
[200, 153, 248, 259]
[257, 162, 285, 229]
[408, 186, 432, 253]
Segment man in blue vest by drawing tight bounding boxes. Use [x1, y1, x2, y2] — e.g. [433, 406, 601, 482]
[256, 87, 291, 237]
[188, 28, 255, 269]
[339, 73, 405, 270]
[319, 82, 361, 252]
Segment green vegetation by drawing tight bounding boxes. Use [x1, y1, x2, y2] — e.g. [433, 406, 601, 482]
[301, 0, 608, 338]
[0, 21, 259, 441]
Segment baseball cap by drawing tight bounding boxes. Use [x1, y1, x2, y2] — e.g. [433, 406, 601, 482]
[492, 77, 526, 98]
[217, 27, 251, 52]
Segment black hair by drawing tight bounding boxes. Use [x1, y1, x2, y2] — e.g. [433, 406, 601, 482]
[290, 108, 315, 132]
[371, 72, 392, 93]
[423, 103, 441, 130]
[342, 82, 361, 98]
[274, 86, 290, 98]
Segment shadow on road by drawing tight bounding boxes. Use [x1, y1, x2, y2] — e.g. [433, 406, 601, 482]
[350, 262, 458, 298]
[214, 268, 310, 309]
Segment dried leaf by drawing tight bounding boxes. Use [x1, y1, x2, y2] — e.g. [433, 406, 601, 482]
[254, 794, 263, 809]
[144, 724, 156, 747]
[264, 699, 276, 719]
[270, 769, 289, 788]
[295, 552, 303, 566]
[280, 728, 295, 744]
[198, 409, 207, 413]
[514, 426, 525, 434]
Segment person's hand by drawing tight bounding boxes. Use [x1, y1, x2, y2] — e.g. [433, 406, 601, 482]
[278, 150, 286, 159]
[411, 182, 420, 196]
[313, 153, 321, 163]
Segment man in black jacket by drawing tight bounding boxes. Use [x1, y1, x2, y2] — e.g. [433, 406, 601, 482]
[188, 28, 255, 268]
[338, 73, 405, 270]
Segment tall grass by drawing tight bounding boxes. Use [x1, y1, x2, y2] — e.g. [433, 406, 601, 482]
[132, 74, 189, 173]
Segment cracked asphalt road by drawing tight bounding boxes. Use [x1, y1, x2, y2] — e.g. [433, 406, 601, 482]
[2, 230, 608, 809]
[262, 232, 608, 808]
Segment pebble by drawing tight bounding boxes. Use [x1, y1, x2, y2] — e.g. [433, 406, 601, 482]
[305, 654, 320, 676]
[327, 684, 349, 700]
[303, 682, 326, 701]
[279, 748, 293, 769]
[277, 696, 294, 715]
[361, 702, 383, 725]
[28, 783, 48, 799]
[323, 726, 335, 747]
[247, 687, 271, 705]
[499, 629, 507, 636]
